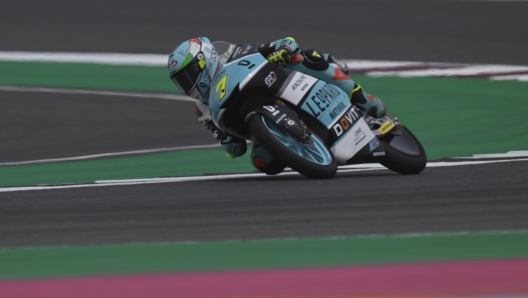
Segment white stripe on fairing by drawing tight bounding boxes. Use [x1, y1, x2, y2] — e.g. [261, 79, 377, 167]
[2, 158, 528, 193]
[0, 86, 194, 102]
[368, 65, 528, 77]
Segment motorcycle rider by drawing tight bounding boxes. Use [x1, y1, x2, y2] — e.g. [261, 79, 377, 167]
[168, 37, 387, 175]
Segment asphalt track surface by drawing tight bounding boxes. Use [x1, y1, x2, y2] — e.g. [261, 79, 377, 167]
[2, 160, 528, 248]
[2, 0, 528, 65]
[0, 91, 213, 163]
[1, 0, 528, 248]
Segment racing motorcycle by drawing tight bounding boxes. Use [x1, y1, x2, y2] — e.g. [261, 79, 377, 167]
[208, 41, 427, 179]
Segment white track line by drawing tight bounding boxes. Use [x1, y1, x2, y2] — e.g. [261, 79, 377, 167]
[0, 86, 193, 102]
[0, 52, 166, 66]
[1, 158, 528, 193]
[1, 51, 528, 81]
[462, 150, 528, 159]
[368, 65, 528, 77]
[0, 144, 221, 166]
[491, 74, 528, 81]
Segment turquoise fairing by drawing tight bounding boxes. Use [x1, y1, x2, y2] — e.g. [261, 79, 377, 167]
[209, 53, 267, 127]
[299, 81, 351, 129]
[208, 47, 352, 140]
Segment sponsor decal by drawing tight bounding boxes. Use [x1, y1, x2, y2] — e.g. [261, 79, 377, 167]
[373, 151, 386, 156]
[242, 45, 252, 54]
[265, 72, 278, 87]
[305, 84, 342, 117]
[276, 114, 287, 123]
[328, 101, 348, 120]
[331, 106, 361, 138]
[369, 139, 379, 151]
[167, 60, 177, 69]
[291, 74, 307, 91]
[355, 128, 362, 137]
[232, 46, 242, 58]
[287, 119, 295, 126]
[368, 95, 377, 101]
[353, 126, 366, 145]
[377, 121, 395, 134]
[276, 72, 318, 105]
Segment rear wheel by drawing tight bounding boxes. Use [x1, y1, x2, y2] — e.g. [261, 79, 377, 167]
[249, 115, 337, 179]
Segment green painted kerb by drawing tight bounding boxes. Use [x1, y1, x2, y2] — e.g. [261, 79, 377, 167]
[0, 148, 255, 187]
[0, 61, 178, 93]
[0, 231, 527, 280]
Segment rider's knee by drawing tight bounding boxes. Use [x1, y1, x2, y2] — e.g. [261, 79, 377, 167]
[251, 144, 286, 175]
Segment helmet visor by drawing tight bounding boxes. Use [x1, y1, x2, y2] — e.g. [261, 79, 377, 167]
[170, 56, 207, 95]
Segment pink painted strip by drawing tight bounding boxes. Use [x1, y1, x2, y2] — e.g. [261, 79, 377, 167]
[1, 259, 527, 298]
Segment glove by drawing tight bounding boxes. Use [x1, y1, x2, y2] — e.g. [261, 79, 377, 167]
[221, 136, 247, 158]
[267, 46, 293, 66]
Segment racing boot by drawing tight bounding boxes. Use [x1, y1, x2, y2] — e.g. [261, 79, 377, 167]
[251, 144, 286, 175]
[350, 84, 386, 118]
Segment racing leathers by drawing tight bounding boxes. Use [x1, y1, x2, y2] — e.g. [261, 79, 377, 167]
[194, 37, 387, 174]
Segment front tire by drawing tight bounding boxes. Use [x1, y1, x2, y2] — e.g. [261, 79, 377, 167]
[249, 115, 337, 179]
[380, 126, 427, 174]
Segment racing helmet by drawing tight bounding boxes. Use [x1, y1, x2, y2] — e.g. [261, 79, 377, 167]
[168, 37, 219, 101]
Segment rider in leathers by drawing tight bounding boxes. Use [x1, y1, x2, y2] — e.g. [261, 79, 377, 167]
[168, 37, 386, 175]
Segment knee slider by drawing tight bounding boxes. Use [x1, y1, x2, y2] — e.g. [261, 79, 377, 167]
[301, 49, 329, 71]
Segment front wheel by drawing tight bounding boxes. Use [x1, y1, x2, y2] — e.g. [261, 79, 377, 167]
[380, 125, 427, 174]
[249, 115, 337, 179]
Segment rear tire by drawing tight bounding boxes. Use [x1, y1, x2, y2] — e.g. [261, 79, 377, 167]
[249, 115, 337, 179]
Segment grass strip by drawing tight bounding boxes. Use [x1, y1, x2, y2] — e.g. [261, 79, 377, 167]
[0, 231, 527, 280]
